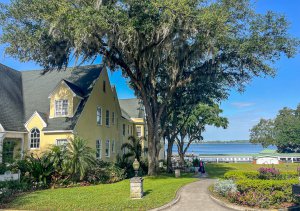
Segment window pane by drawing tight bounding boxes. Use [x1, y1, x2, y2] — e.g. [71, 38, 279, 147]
[30, 128, 40, 148]
[55, 100, 68, 116]
[136, 126, 142, 137]
[106, 110, 109, 126]
[96, 140, 101, 159]
[97, 107, 102, 125]
[112, 140, 115, 153]
[57, 139, 68, 146]
[105, 140, 110, 157]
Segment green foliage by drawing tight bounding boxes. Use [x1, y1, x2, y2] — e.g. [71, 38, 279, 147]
[250, 104, 300, 152]
[216, 169, 299, 208]
[224, 171, 258, 180]
[121, 136, 146, 162]
[224, 170, 298, 181]
[115, 154, 148, 178]
[250, 119, 275, 148]
[86, 160, 125, 184]
[64, 136, 96, 181]
[0, 181, 30, 205]
[192, 158, 200, 167]
[214, 179, 237, 197]
[1, 0, 298, 175]
[0, 163, 9, 174]
[23, 154, 55, 186]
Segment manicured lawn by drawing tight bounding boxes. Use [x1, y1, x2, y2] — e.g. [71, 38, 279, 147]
[5, 174, 197, 211]
[206, 163, 299, 178]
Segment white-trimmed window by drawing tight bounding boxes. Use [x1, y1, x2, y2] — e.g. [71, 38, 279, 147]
[122, 124, 125, 136]
[96, 140, 102, 159]
[97, 107, 102, 125]
[30, 128, 40, 148]
[127, 125, 129, 135]
[55, 100, 68, 116]
[112, 140, 115, 153]
[56, 139, 68, 146]
[105, 140, 110, 157]
[106, 110, 110, 126]
[136, 126, 142, 137]
[112, 112, 115, 125]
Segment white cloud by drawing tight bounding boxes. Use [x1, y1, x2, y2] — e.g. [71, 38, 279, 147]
[231, 102, 255, 108]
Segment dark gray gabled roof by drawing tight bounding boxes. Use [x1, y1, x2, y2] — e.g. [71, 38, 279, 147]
[0, 64, 25, 131]
[63, 79, 84, 98]
[0, 64, 102, 132]
[21, 65, 102, 131]
[119, 98, 145, 119]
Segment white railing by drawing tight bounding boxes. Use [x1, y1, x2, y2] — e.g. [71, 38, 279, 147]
[0, 171, 20, 182]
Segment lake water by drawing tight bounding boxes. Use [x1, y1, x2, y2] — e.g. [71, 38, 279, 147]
[170, 143, 277, 155]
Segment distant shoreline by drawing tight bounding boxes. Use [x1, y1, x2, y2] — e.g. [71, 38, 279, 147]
[192, 140, 250, 144]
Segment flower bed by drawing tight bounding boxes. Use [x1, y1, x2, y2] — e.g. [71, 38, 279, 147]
[213, 168, 300, 209]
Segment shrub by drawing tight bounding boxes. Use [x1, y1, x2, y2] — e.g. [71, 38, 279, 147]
[258, 167, 280, 180]
[192, 158, 200, 167]
[0, 181, 30, 204]
[115, 154, 148, 178]
[224, 171, 258, 180]
[0, 163, 8, 174]
[224, 170, 298, 181]
[234, 178, 297, 208]
[214, 179, 238, 197]
[86, 160, 125, 184]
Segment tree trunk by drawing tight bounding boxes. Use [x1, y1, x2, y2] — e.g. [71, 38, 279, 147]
[179, 152, 185, 167]
[147, 121, 160, 176]
[166, 138, 174, 173]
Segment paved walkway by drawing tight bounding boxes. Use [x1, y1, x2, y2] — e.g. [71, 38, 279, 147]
[164, 178, 232, 211]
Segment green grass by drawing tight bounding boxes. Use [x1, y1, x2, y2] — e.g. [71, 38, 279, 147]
[5, 174, 197, 211]
[206, 163, 300, 178]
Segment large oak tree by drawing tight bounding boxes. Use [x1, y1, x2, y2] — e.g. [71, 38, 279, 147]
[0, 0, 298, 175]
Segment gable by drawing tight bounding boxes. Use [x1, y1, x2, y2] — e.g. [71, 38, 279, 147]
[25, 111, 47, 131]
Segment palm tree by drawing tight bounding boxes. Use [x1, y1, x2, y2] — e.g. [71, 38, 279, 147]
[121, 136, 147, 162]
[65, 136, 96, 181]
[47, 145, 66, 172]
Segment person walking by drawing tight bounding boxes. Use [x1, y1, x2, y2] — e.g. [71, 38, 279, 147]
[198, 160, 206, 176]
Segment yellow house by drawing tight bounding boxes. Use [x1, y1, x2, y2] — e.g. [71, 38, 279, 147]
[0, 63, 157, 163]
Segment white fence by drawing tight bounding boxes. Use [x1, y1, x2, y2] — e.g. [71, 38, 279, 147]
[0, 171, 20, 182]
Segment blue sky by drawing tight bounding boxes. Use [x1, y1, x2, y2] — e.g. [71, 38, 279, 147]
[0, 0, 299, 141]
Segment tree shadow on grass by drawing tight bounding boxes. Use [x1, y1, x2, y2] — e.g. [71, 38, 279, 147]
[205, 164, 236, 178]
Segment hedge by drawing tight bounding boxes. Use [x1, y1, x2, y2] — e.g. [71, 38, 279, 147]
[224, 170, 298, 180]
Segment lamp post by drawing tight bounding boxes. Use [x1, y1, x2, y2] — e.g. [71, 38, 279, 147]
[130, 158, 144, 199]
[133, 158, 140, 177]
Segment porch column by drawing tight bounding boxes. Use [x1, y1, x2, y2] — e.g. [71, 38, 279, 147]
[0, 133, 5, 163]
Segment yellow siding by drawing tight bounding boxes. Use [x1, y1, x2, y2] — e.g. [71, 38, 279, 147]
[24, 112, 73, 155]
[21, 68, 149, 161]
[75, 68, 128, 162]
[49, 82, 76, 118]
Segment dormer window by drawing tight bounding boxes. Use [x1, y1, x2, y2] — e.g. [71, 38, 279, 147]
[55, 100, 68, 117]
